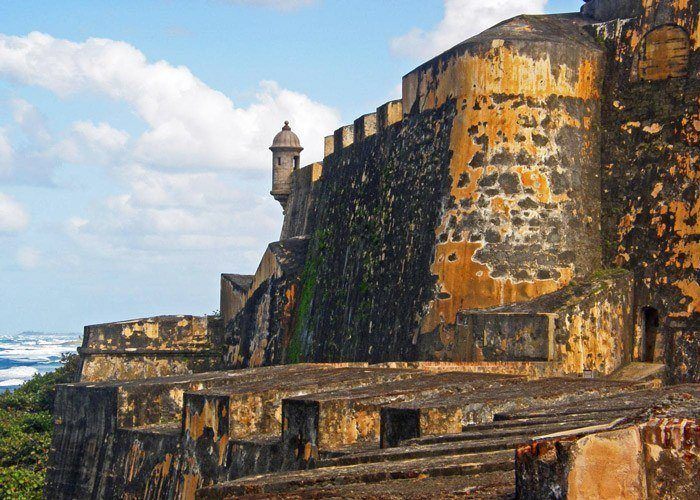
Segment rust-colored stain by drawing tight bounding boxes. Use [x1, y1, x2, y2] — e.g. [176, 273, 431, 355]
[406, 42, 604, 336]
[638, 25, 691, 80]
[427, 241, 572, 331]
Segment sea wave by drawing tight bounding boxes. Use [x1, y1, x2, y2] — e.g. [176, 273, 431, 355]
[0, 332, 80, 389]
[0, 366, 39, 386]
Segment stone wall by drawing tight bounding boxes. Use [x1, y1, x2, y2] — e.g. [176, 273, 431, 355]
[224, 237, 309, 368]
[280, 162, 322, 239]
[456, 270, 635, 375]
[79, 315, 224, 382]
[590, 0, 699, 382]
[402, 14, 606, 355]
[515, 390, 700, 499]
[219, 274, 253, 325]
[291, 101, 457, 363]
[287, 14, 606, 365]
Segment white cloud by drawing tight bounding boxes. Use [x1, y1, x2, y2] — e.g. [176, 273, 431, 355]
[10, 98, 51, 145]
[391, 0, 548, 60]
[16, 246, 41, 269]
[0, 193, 29, 233]
[65, 165, 279, 267]
[0, 129, 13, 177]
[51, 121, 130, 166]
[0, 32, 341, 266]
[0, 32, 340, 171]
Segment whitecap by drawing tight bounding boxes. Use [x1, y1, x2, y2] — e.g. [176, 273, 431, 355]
[0, 378, 28, 387]
[0, 365, 39, 384]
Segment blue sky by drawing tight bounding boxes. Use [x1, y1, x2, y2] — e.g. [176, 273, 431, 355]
[0, 0, 583, 333]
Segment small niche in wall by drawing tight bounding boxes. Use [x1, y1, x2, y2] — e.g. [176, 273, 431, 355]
[637, 24, 690, 81]
[641, 306, 660, 363]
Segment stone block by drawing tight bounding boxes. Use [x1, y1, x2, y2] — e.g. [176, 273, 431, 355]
[353, 112, 377, 142]
[377, 100, 403, 129]
[333, 124, 354, 151]
[323, 135, 334, 157]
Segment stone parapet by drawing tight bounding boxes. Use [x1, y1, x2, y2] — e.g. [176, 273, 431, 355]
[78, 315, 224, 382]
[333, 124, 354, 151]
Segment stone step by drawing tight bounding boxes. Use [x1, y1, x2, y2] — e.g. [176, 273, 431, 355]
[319, 436, 519, 467]
[473, 407, 638, 430]
[227, 470, 515, 499]
[196, 449, 514, 498]
[492, 386, 666, 420]
[281, 372, 520, 466]
[493, 404, 647, 422]
[607, 362, 665, 382]
[117, 363, 361, 428]
[380, 378, 636, 447]
[319, 417, 629, 468]
[402, 417, 622, 447]
[184, 366, 419, 440]
[178, 366, 424, 491]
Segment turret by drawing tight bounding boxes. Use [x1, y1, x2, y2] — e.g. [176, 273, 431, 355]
[270, 121, 303, 212]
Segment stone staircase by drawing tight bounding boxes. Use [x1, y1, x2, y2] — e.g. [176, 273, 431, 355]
[198, 383, 665, 499]
[46, 363, 671, 499]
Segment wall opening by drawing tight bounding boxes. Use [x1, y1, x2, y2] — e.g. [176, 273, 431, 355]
[294, 156, 300, 170]
[637, 24, 690, 81]
[642, 306, 659, 362]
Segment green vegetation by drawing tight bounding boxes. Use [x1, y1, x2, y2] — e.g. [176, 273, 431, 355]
[590, 267, 628, 281]
[287, 228, 329, 364]
[0, 354, 79, 499]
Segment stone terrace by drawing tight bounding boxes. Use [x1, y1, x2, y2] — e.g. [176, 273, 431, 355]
[199, 384, 697, 499]
[44, 362, 673, 499]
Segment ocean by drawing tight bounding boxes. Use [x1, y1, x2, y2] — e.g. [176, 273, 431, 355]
[0, 331, 81, 391]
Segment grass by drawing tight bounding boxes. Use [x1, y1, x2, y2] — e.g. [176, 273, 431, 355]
[0, 354, 79, 499]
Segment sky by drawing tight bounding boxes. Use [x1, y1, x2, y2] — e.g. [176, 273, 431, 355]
[0, 0, 583, 333]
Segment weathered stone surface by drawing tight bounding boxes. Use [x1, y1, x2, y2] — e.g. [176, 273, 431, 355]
[380, 377, 636, 446]
[456, 270, 635, 375]
[291, 101, 458, 364]
[79, 315, 224, 382]
[177, 366, 419, 492]
[224, 237, 309, 368]
[589, 0, 699, 383]
[515, 385, 700, 499]
[281, 372, 519, 467]
[279, 163, 322, 240]
[220, 274, 253, 325]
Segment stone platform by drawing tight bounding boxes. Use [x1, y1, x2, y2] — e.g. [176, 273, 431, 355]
[44, 362, 692, 499]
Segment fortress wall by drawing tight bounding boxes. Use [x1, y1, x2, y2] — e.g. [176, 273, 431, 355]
[78, 315, 223, 382]
[592, 0, 699, 382]
[282, 16, 610, 364]
[333, 124, 354, 151]
[220, 274, 253, 325]
[290, 101, 457, 363]
[280, 162, 322, 240]
[400, 17, 606, 359]
[323, 135, 334, 157]
[354, 112, 378, 142]
[377, 100, 403, 129]
[456, 270, 635, 376]
[224, 237, 309, 368]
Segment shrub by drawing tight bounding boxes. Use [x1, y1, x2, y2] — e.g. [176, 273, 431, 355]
[0, 353, 79, 499]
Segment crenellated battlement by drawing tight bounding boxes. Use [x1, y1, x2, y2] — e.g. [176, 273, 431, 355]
[323, 99, 404, 159]
[377, 99, 403, 129]
[353, 112, 377, 142]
